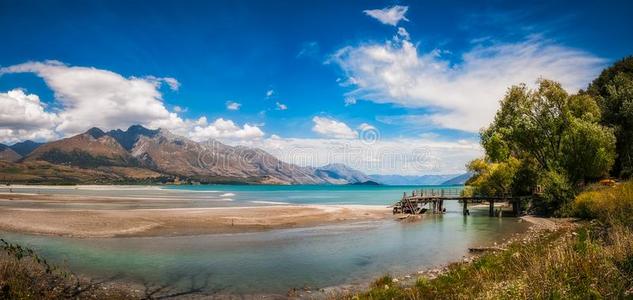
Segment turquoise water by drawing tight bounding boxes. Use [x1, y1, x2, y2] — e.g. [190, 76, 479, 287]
[0, 185, 528, 295]
[163, 184, 465, 206]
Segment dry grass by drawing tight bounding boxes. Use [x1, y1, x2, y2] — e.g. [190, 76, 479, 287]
[0, 239, 137, 300]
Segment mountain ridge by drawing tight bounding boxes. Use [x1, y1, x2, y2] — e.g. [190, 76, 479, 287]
[3, 125, 368, 185]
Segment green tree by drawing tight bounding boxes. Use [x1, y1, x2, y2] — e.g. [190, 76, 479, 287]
[471, 79, 616, 215]
[587, 56, 633, 178]
[466, 157, 519, 197]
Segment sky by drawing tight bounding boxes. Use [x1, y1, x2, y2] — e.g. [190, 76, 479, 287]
[0, 0, 632, 175]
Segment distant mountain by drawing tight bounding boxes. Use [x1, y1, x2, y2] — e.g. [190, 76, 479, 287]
[313, 163, 372, 184]
[19, 125, 332, 184]
[9, 140, 42, 156]
[349, 180, 381, 186]
[0, 144, 21, 162]
[369, 174, 458, 185]
[24, 127, 141, 167]
[441, 172, 473, 185]
[10, 124, 449, 186]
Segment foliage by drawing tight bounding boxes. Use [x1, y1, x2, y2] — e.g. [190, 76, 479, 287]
[466, 157, 519, 197]
[533, 170, 575, 216]
[588, 56, 633, 178]
[469, 79, 616, 215]
[0, 238, 136, 300]
[573, 181, 633, 227]
[560, 118, 616, 182]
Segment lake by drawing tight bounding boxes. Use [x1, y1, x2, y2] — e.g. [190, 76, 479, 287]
[0, 184, 529, 295]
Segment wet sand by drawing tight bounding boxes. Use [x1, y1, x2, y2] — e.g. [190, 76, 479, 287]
[0, 192, 391, 238]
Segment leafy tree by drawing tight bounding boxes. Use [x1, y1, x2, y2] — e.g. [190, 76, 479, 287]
[470, 79, 616, 215]
[587, 56, 633, 177]
[561, 118, 616, 182]
[466, 157, 519, 197]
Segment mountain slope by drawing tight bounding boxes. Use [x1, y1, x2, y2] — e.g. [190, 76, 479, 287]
[0, 144, 21, 162]
[369, 174, 457, 185]
[9, 140, 42, 156]
[24, 128, 142, 167]
[10, 124, 374, 185]
[441, 172, 472, 185]
[313, 163, 372, 184]
[121, 126, 327, 184]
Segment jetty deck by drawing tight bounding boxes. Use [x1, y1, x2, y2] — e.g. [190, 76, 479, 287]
[393, 188, 530, 217]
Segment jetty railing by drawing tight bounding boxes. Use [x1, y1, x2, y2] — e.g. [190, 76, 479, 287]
[393, 188, 531, 217]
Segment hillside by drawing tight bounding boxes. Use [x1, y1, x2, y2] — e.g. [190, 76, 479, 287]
[313, 163, 372, 184]
[6, 125, 375, 185]
[369, 174, 459, 185]
[0, 144, 21, 162]
[9, 140, 43, 156]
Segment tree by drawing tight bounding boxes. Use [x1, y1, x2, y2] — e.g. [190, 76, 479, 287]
[466, 157, 519, 197]
[470, 79, 616, 215]
[587, 56, 633, 178]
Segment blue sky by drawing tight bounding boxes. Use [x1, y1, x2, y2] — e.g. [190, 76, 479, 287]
[0, 0, 631, 174]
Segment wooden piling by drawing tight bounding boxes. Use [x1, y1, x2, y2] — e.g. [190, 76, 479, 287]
[489, 200, 494, 217]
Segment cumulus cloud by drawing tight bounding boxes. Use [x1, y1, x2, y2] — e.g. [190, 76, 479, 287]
[312, 116, 357, 139]
[0, 89, 59, 143]
[332, 34, 604, 132]
[0, 61, 182, 135]
[226, 101, 241, 111]
[363, 5, 409, 26]
[190, 118, 264, 142]
[0, 61, 263, 143]
[275, 101, 288, 110]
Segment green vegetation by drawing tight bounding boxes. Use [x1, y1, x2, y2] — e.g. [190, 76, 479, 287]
[587, 56, 633, 178]
[0, 239, 135, 299]
[348, 181, 633, 299]
[467, 58, 633, 215]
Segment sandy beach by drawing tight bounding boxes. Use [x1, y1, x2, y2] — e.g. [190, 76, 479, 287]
[0, 191, 391, 238]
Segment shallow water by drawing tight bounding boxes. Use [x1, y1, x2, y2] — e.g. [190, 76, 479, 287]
[0, 185, 529, 294]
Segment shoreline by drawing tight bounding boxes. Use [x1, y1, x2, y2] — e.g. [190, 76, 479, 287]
[292, 215, 573, 298]
[0, 192, 392, 238]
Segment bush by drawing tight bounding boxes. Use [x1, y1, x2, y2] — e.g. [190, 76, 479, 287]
[573, 181, 633, 227]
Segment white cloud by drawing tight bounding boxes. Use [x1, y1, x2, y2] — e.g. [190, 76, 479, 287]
[0, 61, 181, 135]
[173, 105, 187, 113]
[0, 61, 263, 143]
[275, 101, 288, 110]
[162, 77, 181, 91]
[344, 96, 357, 106]
[332, 34, 604, 132]
[190, 118, 264, 142]
[363, 5, 409, 26]
[266, 89, 274, 98]
[312, 116, 357, 139]
[0, 89, 59, 143]
[226, 101, 241, 111]
[232, 135, 482, 175]
[397, 27, 410, 40]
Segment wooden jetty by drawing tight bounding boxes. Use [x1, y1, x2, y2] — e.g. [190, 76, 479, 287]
[392, 188, 531, 217]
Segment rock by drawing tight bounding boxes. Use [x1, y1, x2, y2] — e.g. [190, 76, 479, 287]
[392, 278, 399, 283]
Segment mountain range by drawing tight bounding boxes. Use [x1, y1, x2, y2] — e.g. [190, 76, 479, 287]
[0, 125, 470, 185]
[367, 173, 472, 186]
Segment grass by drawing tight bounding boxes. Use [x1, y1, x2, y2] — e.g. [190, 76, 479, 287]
[343, 181, 633, 299]
[0, 239, 137, 300]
